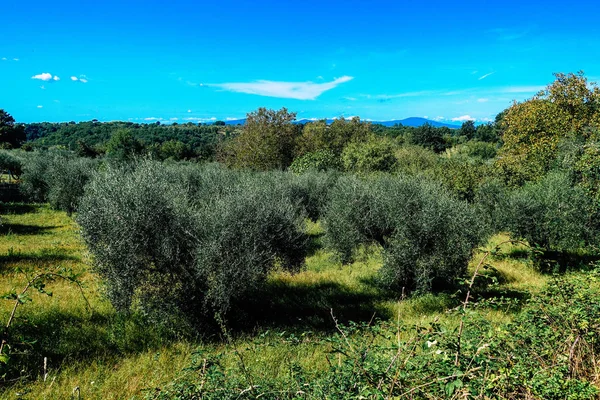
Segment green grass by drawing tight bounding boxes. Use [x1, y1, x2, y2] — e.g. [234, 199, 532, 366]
[0, 205, 550, 399]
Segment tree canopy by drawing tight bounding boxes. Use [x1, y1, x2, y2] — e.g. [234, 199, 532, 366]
[497, 72, 600, 185]
[0, 109, 26, 148]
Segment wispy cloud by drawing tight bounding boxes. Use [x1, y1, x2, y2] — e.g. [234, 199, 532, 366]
[451, 115, 474, 122]
[478, 72, 495, 80]
[498, 85, 545, 94]
[32, 73, 60, 82]
[71, 75, 88, 83]
[375, 90, 436, 100]
[37, 105, 43, 109]
[211, 76, 353, 100]
[477, 98, 489, 103]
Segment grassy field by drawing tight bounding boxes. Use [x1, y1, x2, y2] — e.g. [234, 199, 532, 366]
[0, 203, 548, 399]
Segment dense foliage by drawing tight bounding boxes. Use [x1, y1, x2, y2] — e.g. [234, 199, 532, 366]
[497, 72, 600, 185]
[506, 172, 597, 252]
[19, 150, 98, 214]
[77, 161, 308, 323]
[0, 109, 26, 149]
[323, 175, 485, 292]
[147, 270, 600, 400]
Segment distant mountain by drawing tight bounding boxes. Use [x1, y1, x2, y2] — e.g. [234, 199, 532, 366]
[223, 119, 246, 125]
[224, 117, 459, 128]
[373, 117, 459, 128]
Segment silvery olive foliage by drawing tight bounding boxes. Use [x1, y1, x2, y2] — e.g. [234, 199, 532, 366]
[323, 175, 486, 292]
[20, 150, 98, 214]
[77, 160, 308, 322]
[506, 171, 597, 252]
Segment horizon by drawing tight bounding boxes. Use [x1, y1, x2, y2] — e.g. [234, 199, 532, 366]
[2, 0, 599, 124]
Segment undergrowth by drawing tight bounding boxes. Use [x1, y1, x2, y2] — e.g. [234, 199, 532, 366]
[147, 269, 600, 400]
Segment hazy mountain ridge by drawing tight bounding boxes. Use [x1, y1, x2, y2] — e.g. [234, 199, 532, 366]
[222, 117, 459, 128]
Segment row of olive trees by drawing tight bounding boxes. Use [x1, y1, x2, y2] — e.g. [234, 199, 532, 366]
[0, 149, 98, 215]
[5, 146, 599, 328]
[69, 160, 490, 325]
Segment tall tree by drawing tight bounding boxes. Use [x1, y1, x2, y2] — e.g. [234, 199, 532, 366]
[105, 129, 143, 161]
[0, 109, 26, 148]
[221, 107, 300, 170]
[496, 72, 600, 185]
[459, 120, 476, 140]
[296, 116, 373, 157]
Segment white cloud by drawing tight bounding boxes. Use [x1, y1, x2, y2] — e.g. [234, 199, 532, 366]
[37, 105, 43, 109]
[182, 117, 219, 122]
[432, 116, 445, 121]
[187, 109, 192, 113]
[144, 117, 163, 121]
[32, 73, 60, 82]
[1, 57, 6, 61]
[13, 58, 19, 61]
[71, 75, 88, 83]
[451, 115, 475, 122]
[170, 118, 179, 121]
[375, 90, 435, 100]
[477, 98, 489, 103]
[212, 76, 353, 100]
[40, 86, 45, 90]
[478, 72, 495, 80]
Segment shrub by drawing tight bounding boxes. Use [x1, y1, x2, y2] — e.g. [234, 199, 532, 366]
[46, 157, 98, 215]
[77, 161, 198, 312]
[445, 141, 498, 160]
[288, 149, 341, 174]
[341, 138, 397, 173]
[19, 150, 98, 213]
[433, 157, 495, 202]
[77, 161, 308, 324]
[394, 145, 439, 176]
[194, 179, 308, 315]
[19, 151, 53, 202]
[323, 175, 485, 292]
[147, 270, 600, 399]
[473, 178, 511, 235]
[506, 172, 596, 252]
[0, 150, 24, 178]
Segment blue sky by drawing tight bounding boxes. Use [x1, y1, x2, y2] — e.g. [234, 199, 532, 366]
[1, 0, 600, 124]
